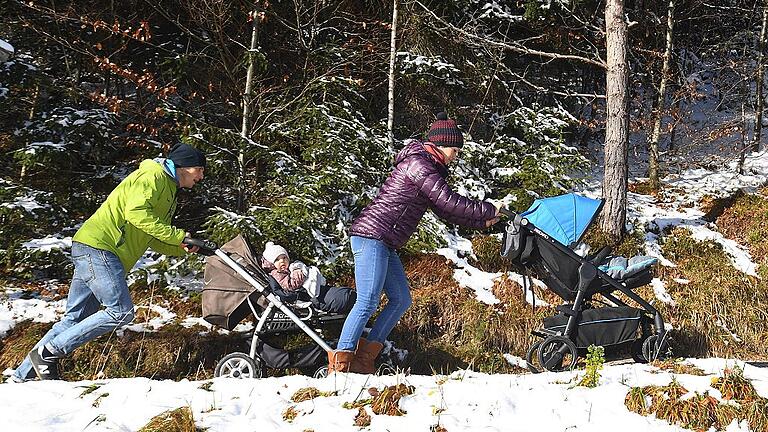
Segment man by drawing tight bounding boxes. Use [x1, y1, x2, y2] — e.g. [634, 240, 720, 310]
[11, 142, 206, 381]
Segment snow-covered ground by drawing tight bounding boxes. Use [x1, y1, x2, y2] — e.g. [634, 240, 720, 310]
[0, 358, 764, 431]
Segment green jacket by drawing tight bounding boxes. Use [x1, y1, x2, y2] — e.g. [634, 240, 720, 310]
[73, 159, 186, 272]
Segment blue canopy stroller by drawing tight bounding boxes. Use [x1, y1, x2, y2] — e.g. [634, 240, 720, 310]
[501, 193, 668, 372]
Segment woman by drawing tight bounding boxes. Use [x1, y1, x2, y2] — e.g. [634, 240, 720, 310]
[330, 112, 500, 374]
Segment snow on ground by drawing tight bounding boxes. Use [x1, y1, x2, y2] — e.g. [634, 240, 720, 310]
[0, 358, 764, 432]
[0, 288, 67, 338]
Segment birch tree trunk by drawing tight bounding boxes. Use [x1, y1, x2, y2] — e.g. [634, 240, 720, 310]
[387, 0, 398, 149]
[753, 0, 768, 152]
[239, 7, 261, 211]
[601, 0, 629, 244]
[648, 0, 674, 190]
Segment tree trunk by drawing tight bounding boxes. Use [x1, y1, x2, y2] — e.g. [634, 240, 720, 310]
[601, 0, 630, 244]
[387, 0, 398, 149]
[753, 0, 768, 152]
[648, 0, 675, 190]
[239, 7, 261, 212]
[739, 103, 748, 174]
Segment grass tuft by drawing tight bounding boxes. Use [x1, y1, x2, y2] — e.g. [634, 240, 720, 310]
[138, 406, 197, 432]
[291, 387, 335, 402]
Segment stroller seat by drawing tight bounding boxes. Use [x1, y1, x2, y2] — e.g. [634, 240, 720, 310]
[598, 255, 657, 289]
[257, 300, 347, 335]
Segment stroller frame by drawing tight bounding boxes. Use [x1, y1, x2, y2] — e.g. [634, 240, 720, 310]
[193, 237, 342, 379]
[214, 248, 334, 355]
[500, 195, 668, 373]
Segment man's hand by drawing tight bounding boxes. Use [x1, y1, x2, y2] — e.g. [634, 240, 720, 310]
[485, 216, 501, 228]
[181, 232, 200, 254]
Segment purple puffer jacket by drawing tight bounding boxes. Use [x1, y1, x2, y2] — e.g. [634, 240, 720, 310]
[349, 140, 497, 249]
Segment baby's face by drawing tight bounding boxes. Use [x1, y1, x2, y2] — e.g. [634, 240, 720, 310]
[274, 254, 289, 271]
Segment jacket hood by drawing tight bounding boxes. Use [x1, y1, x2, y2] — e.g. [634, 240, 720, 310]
[394, 140, 429, 166]
[151, 157, 180, 186]
[394, 139, 448, 176]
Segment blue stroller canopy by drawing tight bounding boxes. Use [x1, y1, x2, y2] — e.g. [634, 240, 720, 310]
[521, 193, 604, 247]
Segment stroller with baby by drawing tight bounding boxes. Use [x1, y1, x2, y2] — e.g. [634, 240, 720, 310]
[189, 235, 354, 379]
[500, 193, 669, 373]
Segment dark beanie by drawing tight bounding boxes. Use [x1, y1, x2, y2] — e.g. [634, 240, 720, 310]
[168, 143, 206, 168]
[427, 112, 464, 148]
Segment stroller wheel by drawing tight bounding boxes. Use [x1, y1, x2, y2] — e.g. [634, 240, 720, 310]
[214, 353, 263, 379]
[526, 341, 543, 374]
[642, 335, 663, 363]
[312, 365, 328, 379]
[537, 336, 578, 372]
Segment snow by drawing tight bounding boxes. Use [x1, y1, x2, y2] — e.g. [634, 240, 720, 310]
[1, 359, 767, 431]
[1, 193, 49, 213]
[22, 236, 72, 252]
[0, 39, 13, 53]
[0, 288, 67, 338]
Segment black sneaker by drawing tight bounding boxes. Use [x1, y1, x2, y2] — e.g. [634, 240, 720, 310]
[29, 346, 60, 380]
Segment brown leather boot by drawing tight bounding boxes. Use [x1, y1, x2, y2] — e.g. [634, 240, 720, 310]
[350, 338, 383, 374]
[327, 350, 354, 373]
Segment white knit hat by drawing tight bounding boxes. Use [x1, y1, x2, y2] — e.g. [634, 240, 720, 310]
[262, 241, 289, 264]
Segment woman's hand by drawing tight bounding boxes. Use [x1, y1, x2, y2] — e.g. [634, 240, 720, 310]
[485, 217, 501, 228]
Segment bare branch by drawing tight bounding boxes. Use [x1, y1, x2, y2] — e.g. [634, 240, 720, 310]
[413, 0, 606, 69]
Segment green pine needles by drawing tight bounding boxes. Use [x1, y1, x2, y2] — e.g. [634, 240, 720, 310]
[578, 345, 605, 388]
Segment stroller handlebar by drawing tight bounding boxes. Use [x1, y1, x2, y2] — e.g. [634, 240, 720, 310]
[499, 208, 516, 218]
[183, 237, 218, 256]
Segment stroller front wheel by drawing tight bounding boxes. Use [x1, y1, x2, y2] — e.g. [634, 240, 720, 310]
[537, 336, 578, 372]
[526, 341, 543, 374]
[214, 353, 263, 379]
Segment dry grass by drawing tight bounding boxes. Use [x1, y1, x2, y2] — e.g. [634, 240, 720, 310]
[138, 406, 197, 432]
[393, 254, 553, 374]
[651, 359, 707, 376]
[342, 384, 414, 417]
[282, 405, 299, 422]
[711, 367, 760, 402]
[655, 228, 768, 359]
[0, 320, 246, 381]
[370, 384, 415, 416]
[354, 407, 371, 427]
[291, 387, 335, 402]
[626, 369, 768, 432]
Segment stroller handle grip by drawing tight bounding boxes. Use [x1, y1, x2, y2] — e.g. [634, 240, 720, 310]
[183, 237, 218, 255]
[499, 208, 516, 218]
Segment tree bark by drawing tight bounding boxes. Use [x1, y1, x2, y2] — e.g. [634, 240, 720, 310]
[239, 7, 261, 212]
[753, 0, 768, 152]
[648, 0, 675, 190]
[387, 0, 398, 149]
[601, 0, 629, 244]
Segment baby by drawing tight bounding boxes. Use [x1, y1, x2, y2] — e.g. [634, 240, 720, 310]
[261, 241, 325, 297]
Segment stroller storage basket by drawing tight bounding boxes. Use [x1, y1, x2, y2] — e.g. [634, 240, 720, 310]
[544, 306, 643, 349]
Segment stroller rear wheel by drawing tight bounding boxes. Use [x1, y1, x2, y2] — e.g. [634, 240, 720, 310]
[642, 335, 663, 363]
[312, 365, 328, 379]
[537, 336, 578, 372]
[214, 353, 263, 379]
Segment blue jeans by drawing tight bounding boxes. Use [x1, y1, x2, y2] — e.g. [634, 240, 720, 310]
[13, 242, 135, 381]
[337, 236, 411, 351]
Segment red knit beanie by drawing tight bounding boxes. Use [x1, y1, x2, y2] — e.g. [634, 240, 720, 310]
[426, 112, 464, 148]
